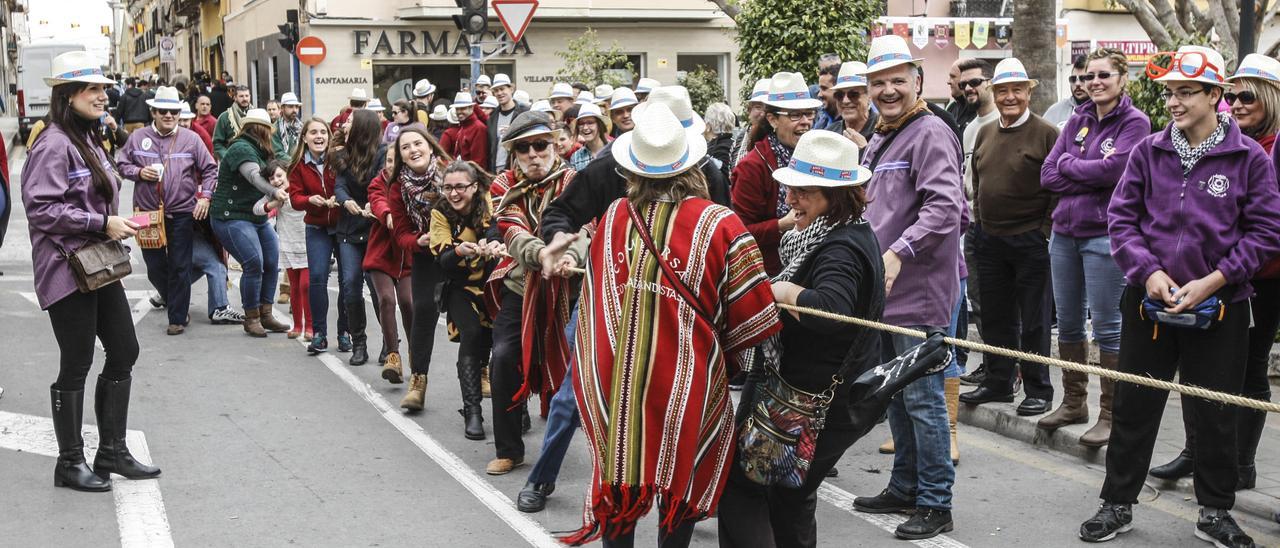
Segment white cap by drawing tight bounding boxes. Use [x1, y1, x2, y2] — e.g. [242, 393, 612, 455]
[865, 35, 923, 75]
[413, 79, 437, 98]
[761, 72, 823, 110]
[476, 74, 492, 87]
[772, 130, 871, 188]
[1229, 53, 1280, 84]
[990, 57, 1037, 87]
[348, 88, 370, 102]
[280, 92, 302, 106]
[146, 86, 184, 109]
[45, 51, 115, 86]
[613, 102, 707, 178]
[452, 92, 475, 108]
[1154, 45, 1229, 88]
[548, 82, 575, 99]
[831, 62, 869, 90]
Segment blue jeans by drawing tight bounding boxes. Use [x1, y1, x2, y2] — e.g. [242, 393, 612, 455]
[304, 225, 349, 336]
[337, 241, 371, 308]
[944, 278, 965, 378]
[1048, 233, 1124, 354]
[141, 214, 195, 325]
[527, 302, 581, 485]
[212, 219, 279, 310]
[191, 228, 228, 314]
[884, 328, 954, 511]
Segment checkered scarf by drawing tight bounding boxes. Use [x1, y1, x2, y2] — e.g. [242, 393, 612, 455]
[1171, 112, 1230, 175]
[768, 134, 793, 217]
[750, 215, 842, 374]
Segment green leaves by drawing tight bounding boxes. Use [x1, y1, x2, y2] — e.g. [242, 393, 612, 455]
[678, 67, 726, 114]
[554, 28, 635, 87]
[734, 0, 879, 102]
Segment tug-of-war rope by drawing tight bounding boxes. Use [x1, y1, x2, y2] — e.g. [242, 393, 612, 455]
[555, 264, 1280, 414]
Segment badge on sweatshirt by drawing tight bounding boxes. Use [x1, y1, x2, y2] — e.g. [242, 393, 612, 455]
[1206, 174, 1229, 198]
[141, 137, 153, 151]
[1100, 138, 1115, 156]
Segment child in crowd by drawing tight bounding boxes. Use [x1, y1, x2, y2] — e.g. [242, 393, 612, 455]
[257, 159, 312, 340]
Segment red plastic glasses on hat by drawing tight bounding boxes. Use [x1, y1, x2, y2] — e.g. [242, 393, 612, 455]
[1145, 51, 1223, 82]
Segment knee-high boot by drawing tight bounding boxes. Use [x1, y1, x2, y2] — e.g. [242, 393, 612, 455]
[1237, 392, 1269, 490]
[1079, 351, 1116, 448]
[51, 386, 111, 492]
[92, 376, 161, 480]
[1038, 341, 1091, 430]
[347, 299, 369, 366]
[458, 357, 486, 440]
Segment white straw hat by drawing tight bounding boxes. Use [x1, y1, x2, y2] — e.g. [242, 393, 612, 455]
[990, 57, 1037, 88]
[832, 62, 869, 91]
[146, 86, 185, 109]
[748, 78, 770, 103]
[548, 82, 575, 99]
[45, 51, 114, 86]
[179, 102, 195, 120]
[865, 35, 923, 75]
[574, 102, 608, 126]
[429, 104, 449, 121]
[366, 98, 385, 111]
[574, 90, 594, 105]
[481, 95, 500, 109]
[631, 85, 706, 136]
[238, 108, 272, 129]
[492, 73, 513, 89]
[612, 102, 707, 179]
[635, 78, 661, 95]
[1154, 45, 1229, 88]
[530, 99, 554, 113]
[413, 79, 437, 98]
[773, 130, 871, 187]
[594, 84, 615, 103]
[1228, 53, 1280, 84]
[446, 107, 460, 125]
[476, 74, 492, 87]
[762, 72, 823, 110]
[452, 92, 475, 108]
[513, 89, 531, 104]
[609, 87, 639, 111]
[280, 92, 302, 106]
[348, 88, 370, 102]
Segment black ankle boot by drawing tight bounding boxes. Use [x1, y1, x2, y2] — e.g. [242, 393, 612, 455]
[1149, 449, 1194, 480]
[347, 301, 369, 366]
[458, 357, 485, 440]
[93, 376, 161, 480]
[50, 386, 111, 492]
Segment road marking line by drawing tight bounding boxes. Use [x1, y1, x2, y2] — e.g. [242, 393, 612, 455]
[0, 411, 173, 548]
[18, 290, 156, 350]
[816, 483, 969, 548]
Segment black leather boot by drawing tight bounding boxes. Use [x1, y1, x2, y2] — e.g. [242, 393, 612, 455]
[1237, 397, 1268, 490]
[50, 386, 111, 492]
[458, 357, 485, 440]
[93, 376, 161, 480]
[1149, 448, 1194, 480]
[347, 300, 369, 366]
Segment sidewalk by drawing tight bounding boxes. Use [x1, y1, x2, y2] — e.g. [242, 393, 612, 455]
[956, 340, 1280, 523]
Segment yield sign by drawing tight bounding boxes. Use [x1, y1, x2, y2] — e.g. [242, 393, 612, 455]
[492, 0, 538, 44]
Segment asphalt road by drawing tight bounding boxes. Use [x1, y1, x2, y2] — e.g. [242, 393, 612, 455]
[2, 141, 1277, 547]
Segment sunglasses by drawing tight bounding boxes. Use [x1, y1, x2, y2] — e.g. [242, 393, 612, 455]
[156, 109, 180, 116]
[1224, 91, 1257, 105]
[833, 89, 864, 102]
[958, 78, 987, 90]
[513, 140, 553, 154]
[1077, 72, 1117, 83]
[1145, 51, 1223, 83]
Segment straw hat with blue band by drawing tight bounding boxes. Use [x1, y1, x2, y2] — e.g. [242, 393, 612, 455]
[832, 62, 868, 91]
[630, 85, 706, 136]
[772, 130, 872, 188]
[762, 72, 823, 110]
[452, 92, 475, 108]
[413, 79, 436, 98]
[492, 73, 513, 89]
[45, 51, 116, 86]
[863, 35, 923, 75]
[1154, 45, 1230, 88]
[613, 102, 707, 179]
[146, 86, 186, 109]
[476, 74, 492, 88]
[748, 78, 770, 103]
[635, 78, 661, 95]
[548, 82, 575, 99]
[1228, 53, 1280, 84]
[989, 57, 1038, 88]
[609, 87, 639, 111]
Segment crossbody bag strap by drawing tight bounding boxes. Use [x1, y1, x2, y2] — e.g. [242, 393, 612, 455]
[625, 200, 717, 326]
[866, 109, 928, 172]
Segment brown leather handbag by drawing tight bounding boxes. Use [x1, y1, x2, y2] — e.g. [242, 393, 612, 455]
[63, 239, 133, 293]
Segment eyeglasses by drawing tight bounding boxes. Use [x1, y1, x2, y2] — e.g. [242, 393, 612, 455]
[957, 78, 987, 90]
[1224, 91, 1257, 105]
[513, 140, 553, 154]
[156, 109, 180, 116]
[833, 89, 864, 102]
[438, 182, 477, 194]
[1159, 88, 1209, 102]
[1145, 51, 1223, 83]
[1078, 72, 1117, 83]
[772, 110, 817, 122]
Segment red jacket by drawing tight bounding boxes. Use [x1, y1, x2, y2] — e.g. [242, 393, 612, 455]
[288, 155, 341, 227]
[190, 122, 214, 155]
[194, 114, 217, 138]
[439, 126, 460, 158]
[451, 109, 490, 168]
[330, 107, 354, 136]
[730, 138, 783, 275]
[365, 171, 413, 277]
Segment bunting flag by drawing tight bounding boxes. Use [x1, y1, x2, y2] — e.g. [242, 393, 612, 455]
[973, 20, 990, 48]
[912, 21, 929, 49]
[934, 24, 950, 49]
[994, 24, 1012, 48]
[954, 21, 971, 49]
[1056, 23, 1069, 48]
[893, 23, 910, 40]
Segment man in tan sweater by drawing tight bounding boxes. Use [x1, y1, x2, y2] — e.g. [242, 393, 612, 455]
[959, 58, 1061, 416]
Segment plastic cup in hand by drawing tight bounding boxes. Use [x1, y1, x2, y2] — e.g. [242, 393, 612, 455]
[150, 163, 164, 182]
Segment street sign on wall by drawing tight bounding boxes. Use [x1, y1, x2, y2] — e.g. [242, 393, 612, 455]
[1095, 40, 1158, 64]
[158, 36, 176, 64]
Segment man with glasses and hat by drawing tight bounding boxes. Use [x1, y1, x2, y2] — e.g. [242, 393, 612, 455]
[474, 73, 492, 104]
[487, 73, 530, 173]
[825, 62, 879, 148]
[118, 86, 219, 336]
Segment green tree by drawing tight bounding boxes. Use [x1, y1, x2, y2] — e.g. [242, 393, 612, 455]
[554, 28, 634, 88]
[679, 67, 726, 114]
[732, 0, 879, 101]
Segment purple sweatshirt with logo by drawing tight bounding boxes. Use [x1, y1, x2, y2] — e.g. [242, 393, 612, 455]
[117, 125, 218, 214]
[1109, 118, 1280, 303]
[863, 114, 966, 328]
[1041, 96, 1151, 238]
[21, 124, 121, 309]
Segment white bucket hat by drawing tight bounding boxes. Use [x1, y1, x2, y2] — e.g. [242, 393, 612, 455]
[1229, 53, 1280, 84]
[429, 104, 449, 121]
[45, 51, 115, 86]
[594, 84, 614, 103]
[348, 88, 370, 102]
[574, 90, 595, 105]
[865, 35, 923, 75]
[990, 57, 1037, 88]
[635, 77, 661, 95]
[548, 82, 575, 99]
[238, 108, 273, 129]
[481, 95, 500, 109]
[513, 89, 531, 104]
[446, 107, 460, 125]
[748, 78, 770, 103]
[773, 130, 871, 188]
[366, 98, 385, 111]
[413, 79, 437, 98]
[832, 62, 868, 91]
[453, 92, 475, 108]
[530, 99, 554, 113]
[631, 85, 706, 136]
[178, 102, 195, 120]
[762, 72, 823, 110]
[612, 102, 707, 179]
[146, 86, 185, 109]
[476, 74, 492, 88]
[1154, 45, 1229, 88]
[280, 92, 302, 106]
[492, 73, 513, 89]
[609, 87, 639, 111]
[574, 103, 608, 126]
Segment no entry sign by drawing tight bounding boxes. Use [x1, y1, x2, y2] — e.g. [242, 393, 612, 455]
[493, 0, 538, 44]
[296, 36, 327, 66]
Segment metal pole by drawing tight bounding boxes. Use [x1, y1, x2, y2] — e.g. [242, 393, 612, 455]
[1241, 0, 1257, 60]
[470, 37, 481, 91]
[309, 65, 316, 116]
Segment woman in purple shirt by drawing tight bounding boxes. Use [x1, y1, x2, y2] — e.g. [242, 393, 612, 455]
[21, 51, 160, 493]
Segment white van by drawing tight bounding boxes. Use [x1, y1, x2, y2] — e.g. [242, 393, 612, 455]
[17, 41, 88, 143]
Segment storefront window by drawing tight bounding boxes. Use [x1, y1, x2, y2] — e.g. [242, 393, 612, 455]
[373, 62, 514, 110]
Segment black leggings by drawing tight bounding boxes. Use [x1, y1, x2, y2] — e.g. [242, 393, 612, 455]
[48, 283, 140, 391]
[444, 285, 492, 362]
[408, 252, 442, 375]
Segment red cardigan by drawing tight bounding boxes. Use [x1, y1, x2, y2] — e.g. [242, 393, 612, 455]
[288, 156, 340, 227]
[730, 138, 783, 275]
[365, 172, 413, 278]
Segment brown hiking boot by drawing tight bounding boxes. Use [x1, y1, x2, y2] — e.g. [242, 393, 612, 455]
[258, 305, 290, 333]
[486, 457, 524, 475]
[382, 352, 404, 384]
[879, 438, 894, 454]
[1080, 351, 1117, 447]
[1039, 341, 1090, 430]
[243, 308, 267, 338]
[400, 373, 426, 411]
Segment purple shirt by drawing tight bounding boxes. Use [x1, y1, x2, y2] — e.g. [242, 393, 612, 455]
[1109, 118, 1280, 303]
[863, 114, 966, 328]
[21, 124, 121, 309]
[117, 125, 218, 214]
[1041, 96, 1151, 238]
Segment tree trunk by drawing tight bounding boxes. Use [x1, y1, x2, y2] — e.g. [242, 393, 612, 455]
[707, 0, 741, 21]
[1013, 0, 1057, 114]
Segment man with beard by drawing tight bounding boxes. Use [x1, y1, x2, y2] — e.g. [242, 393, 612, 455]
[945, 58, 978, 132]
[1043, 55, 1090, 129]
[276, 92, 304, 156]
[213, 85, 285, 161]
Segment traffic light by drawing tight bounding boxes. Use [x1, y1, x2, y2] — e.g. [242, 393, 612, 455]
[451, 0, 487, 35]
[277, 9, 299, 53]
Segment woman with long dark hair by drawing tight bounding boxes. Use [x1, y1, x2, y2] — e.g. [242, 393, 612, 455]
[210, 108, 293, 337]
[332, 108, 388, 365]
[366, 146, 414, 384]
[22, 52, 158, 492]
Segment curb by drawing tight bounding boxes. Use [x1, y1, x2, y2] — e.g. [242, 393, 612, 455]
[958, 401, 1278, 523]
